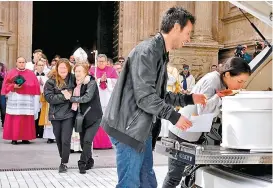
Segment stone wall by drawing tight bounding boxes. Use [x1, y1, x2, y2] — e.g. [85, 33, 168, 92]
[118, 1, 272, 78]
[0, 2, 32, 70]
[0, 1, 271, 73]
[0, 2, 15, 70]
[118, 1, 221, 78]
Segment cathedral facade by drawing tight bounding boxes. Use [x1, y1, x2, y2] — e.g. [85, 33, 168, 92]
[0, 1, 271, 77]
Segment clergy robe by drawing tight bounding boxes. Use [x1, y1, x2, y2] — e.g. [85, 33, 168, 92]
[89, 66, 118, 149]
[1, 68, 40, 141]
[35, 72, 55, 140]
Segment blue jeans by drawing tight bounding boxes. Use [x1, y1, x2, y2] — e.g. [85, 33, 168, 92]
[111, 136, 157, 188]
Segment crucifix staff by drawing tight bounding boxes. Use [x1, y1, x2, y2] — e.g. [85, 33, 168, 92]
[93, 50, 98, 80]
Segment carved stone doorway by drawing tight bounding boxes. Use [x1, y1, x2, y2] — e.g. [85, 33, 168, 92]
[32, 1, 115, 62]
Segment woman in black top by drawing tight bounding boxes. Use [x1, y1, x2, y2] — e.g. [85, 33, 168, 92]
[0, 62, 7, 127]
[44, 58, 75, 173]
[65, 63, 103, 174]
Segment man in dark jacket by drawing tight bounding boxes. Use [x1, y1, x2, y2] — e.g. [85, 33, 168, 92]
[101, 7, 206, 188]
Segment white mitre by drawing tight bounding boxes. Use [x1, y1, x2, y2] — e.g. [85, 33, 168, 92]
[73, 47, 88, 64]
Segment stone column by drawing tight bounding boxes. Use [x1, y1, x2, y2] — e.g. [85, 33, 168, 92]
[120, 1, 139, 57]
[0, 2, 4, 31]
[17, 1, 32, 62]
[138, 2, 157, 40]
[193, 1, 213, 41]
[0, 37, 7, 64]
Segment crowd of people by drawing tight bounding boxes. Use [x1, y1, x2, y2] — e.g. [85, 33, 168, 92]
[0, 48, 126, 173]
[0, 5, 259, 188]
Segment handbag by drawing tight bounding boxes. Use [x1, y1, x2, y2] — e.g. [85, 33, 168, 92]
[74, 105, 91, 133]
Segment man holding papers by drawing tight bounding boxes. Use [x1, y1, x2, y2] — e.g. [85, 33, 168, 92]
[101, 7, 207, 188]
[163, 57, 251, 188]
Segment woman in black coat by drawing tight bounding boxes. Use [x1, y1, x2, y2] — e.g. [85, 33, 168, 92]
[66, 63, 103, 174]
[44, 58, 76, 173]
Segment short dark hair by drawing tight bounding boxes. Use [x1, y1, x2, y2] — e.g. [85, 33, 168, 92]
[221, 57, 251, 77]
[118, 56, 125, 61]
[183, 64, 189, 69]
[34, 49, 43, 54]
[211, 65, 217, 68]
[0, 62, 6, 73]
[161, 7, 195, 34]
[54, 55, 61, 59]
[16, 56, 26, 63]
[41, 53, 47, 60]
[108, 58, 113, 64]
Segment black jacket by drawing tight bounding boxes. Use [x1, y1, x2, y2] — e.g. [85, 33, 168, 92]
[102, 33, 194, 152]
[44, 73, 76, 121]
[70, 75, 103, 128]
[0, 75, 4, 92]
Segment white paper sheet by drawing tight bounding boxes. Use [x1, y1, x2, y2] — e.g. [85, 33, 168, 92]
[185, 113, 215, 132]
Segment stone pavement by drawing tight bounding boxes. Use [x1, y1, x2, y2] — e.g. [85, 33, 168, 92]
[0, 128, 167, 170]
[0, 127, 172, 187]
[0, 166, 169, 188]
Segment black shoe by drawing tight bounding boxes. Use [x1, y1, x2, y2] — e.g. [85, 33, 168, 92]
[59, 163, 68, 173]
[11, 141, 18, 145]
[78, 161, 86, 174]
[47, 139, 54, 144]
[85, 158, 94, 170]
[22, 140, 30, 144]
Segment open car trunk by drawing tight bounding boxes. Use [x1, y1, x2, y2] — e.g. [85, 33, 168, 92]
[194, 1, 273, 187]
[229, 1, 272, 91]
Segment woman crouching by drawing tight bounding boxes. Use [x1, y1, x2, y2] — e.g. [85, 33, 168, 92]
[162, 57, 251, 188]
[69, 63, 103, 174]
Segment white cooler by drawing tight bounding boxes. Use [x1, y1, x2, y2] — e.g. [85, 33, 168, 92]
[221, 91, 272, 151]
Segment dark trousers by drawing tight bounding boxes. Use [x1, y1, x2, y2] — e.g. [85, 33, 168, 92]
[0, 95, 6, 127]
[162, 131, 202, 188]
[79, 119, 100, 164]
[35, 111, 44, 138]
[52, 117, 74, 164]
